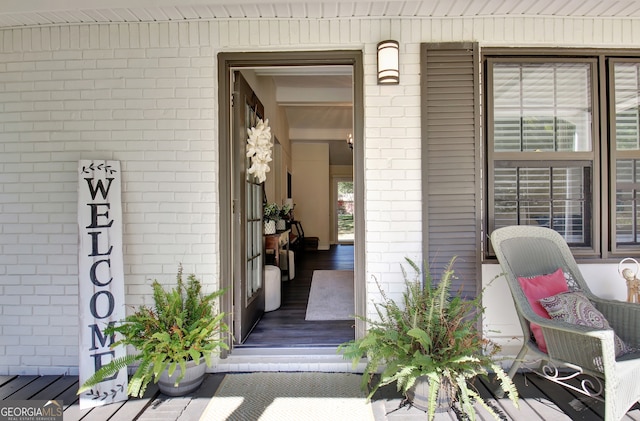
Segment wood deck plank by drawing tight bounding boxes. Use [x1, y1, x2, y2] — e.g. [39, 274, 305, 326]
[30, 375, 78, 401]
[65, 399, 127, 421]
[7, 375, 61, 400]
[0, 375, 39, 400]
[0, 376, 16, 387]
[107, 383, 159, 421]
[464, 380, 505, 421]
[56, 380, 81, 410]
[177, 373, 225, 421]
[472, 376, 522, 420]
[476, 375, 550, 421]
[135, 395, 194, 421]
[525, 372, 603, 420]
[527, 373, 640, 420]
[62, 400, 90, 421]
[510, 373, 572, 420]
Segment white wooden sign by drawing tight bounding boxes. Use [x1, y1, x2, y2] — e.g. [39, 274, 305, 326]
[77, 160, 127, 409]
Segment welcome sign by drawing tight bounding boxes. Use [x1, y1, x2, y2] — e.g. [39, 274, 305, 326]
[77, 160, 127, 409]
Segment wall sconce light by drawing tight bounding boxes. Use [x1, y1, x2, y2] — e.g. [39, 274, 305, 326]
[346, 133, 353, 150]
[377, 40, 399, 85]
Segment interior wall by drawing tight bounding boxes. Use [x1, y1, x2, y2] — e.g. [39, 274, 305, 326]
[274, 106, 292, 206]
[292, 143, 330, 249]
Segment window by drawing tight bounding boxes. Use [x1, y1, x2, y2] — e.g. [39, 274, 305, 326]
[611, 60, 640, 250]
[486, 52, 640, 258]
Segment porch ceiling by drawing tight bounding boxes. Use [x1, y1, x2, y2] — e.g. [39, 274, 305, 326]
[2, 0, 640, 29]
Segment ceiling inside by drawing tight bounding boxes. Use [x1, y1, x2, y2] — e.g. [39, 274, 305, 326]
[3, 0, 640, 165]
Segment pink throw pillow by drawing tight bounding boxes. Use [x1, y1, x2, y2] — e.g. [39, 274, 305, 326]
[517, 268, 569, 353]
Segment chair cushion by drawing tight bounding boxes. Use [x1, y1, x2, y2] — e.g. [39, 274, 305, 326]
[540, 291, 631, 357]
[518, 268, 569, 353]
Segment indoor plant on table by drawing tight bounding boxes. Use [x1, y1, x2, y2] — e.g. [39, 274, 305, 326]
[276, 202, 293, 230]
[339, 257, 518, 420]
[78, 264, 229, 398]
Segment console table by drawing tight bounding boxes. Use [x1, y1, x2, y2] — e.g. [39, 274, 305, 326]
[264, 229, 291, 280]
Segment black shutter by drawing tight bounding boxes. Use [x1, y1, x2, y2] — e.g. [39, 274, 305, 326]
[421, 42, 481, 297]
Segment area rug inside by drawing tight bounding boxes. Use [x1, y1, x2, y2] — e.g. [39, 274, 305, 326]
[199, 372, 374, 421]
[305, 270, 354, 320]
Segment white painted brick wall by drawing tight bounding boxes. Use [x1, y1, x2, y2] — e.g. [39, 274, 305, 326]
[0, 23, 220, 375]
[1, 15, 640, 374]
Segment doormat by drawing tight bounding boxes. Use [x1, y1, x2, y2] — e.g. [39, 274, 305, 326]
[199, 372, 374, 421]
[305, 270, 354, 320]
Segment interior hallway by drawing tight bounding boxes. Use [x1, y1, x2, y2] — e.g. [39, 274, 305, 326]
[239, 244, 355, 348]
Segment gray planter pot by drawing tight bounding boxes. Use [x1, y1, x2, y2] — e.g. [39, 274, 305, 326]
[158, 358, 206, 396]
[406, 376, 452, 412]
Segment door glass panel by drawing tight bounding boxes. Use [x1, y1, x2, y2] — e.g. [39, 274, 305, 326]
[245, 104, 262, 299]
[232, 71, 265, 343]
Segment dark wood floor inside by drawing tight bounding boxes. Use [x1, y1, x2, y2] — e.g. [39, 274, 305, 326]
[238, 244, 355, 348]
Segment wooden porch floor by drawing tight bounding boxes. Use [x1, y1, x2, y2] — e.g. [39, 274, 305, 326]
[5, 247, 640, 419]
[3, 372, 640, 420]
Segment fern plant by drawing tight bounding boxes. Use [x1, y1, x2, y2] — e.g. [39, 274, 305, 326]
[338, 257, 519, 421]
[78, 264, 230, 398]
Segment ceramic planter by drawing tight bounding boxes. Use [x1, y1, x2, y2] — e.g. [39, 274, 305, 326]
[158, 358, 206, 396]
[406, 376, 452, 412]
[264, 220, 276, 234]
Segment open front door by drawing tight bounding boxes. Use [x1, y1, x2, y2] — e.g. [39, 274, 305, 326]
[232, 71, 265, 343]
[219, 50, 365, 347]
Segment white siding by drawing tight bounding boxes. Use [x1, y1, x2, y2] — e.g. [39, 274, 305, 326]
[1, 15, 639, 374]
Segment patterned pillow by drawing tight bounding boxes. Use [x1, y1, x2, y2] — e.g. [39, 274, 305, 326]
[539, 291, 631, 357]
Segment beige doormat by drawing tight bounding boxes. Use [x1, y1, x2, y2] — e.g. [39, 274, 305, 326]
[199, 372, 374, 421]
[305, 270, 354, 320]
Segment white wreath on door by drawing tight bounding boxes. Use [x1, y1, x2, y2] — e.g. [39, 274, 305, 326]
[246, 118, 273, 183]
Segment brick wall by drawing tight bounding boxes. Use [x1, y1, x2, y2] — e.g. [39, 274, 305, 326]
[0, 23, 222, 375]
[1, 16, 639, 374]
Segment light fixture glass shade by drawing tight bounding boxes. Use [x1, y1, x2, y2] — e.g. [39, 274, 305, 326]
[347, 133, 353, 149]
[377, 40, 399, 85]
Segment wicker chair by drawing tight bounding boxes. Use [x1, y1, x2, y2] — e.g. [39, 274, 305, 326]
[491, 225, 640, 421]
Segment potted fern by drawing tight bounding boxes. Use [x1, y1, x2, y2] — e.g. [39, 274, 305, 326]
[339, 257, 518, 420]
[78, 265, 229, 398]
